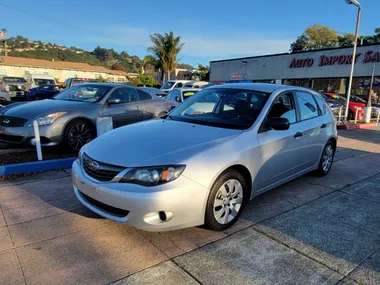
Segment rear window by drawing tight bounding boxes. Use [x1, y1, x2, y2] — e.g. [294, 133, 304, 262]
[314, 94, 327, 115]
[34, 79, 55, 86]
[137, 89, 152, 101]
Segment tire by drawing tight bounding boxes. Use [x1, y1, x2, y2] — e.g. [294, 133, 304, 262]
[347, 110, 353, 121]
[204, 170, 246, 231]
[63, 119, 94, 152]
[315, 141, 335, 176]
[34, 96, 41, 101]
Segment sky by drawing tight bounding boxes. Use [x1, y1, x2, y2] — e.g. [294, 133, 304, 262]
[0, 0, 378, 67]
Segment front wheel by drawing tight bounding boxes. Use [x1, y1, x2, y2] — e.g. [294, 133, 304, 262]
[64, 119, 94, 152]
[315, 142, 335, 176]
[204, 170, 246, 231]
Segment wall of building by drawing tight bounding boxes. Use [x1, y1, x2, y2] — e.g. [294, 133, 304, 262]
[210, 44, 380, 82]
[0, 65, 127, 82]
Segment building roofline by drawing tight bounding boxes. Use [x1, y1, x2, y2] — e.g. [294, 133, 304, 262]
[210, 42, 380, 64]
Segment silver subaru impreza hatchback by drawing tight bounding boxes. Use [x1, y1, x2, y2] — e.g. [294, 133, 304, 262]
[72, 83, 337, 231]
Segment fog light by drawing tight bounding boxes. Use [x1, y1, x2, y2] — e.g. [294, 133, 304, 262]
[144, 211, 174, 225]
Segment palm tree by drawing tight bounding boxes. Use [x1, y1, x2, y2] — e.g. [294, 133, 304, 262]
[148, 31, 184, 83]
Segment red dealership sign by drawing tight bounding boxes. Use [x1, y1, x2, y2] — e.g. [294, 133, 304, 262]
[289, 50, 380, 68]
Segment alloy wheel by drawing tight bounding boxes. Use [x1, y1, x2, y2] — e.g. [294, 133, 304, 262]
[213, 179, 243, 224]
[68, 124, 92, 151]
[322, 145, 334, 173]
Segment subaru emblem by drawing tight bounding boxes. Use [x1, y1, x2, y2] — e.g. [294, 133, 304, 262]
[88, 161, 100, 171]
[2, 118, 9, 124]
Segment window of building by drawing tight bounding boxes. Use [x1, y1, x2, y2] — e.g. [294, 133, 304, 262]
[312, 78, 346, 94]
[283, 79, 310, 88]
[351, 77, 380, 100]
[295, 91, 319, 121]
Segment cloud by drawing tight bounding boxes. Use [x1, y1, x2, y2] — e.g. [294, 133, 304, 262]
[84, 25, 293, 61]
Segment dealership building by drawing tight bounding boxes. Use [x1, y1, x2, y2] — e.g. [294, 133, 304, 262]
[210, 43, 380, 96]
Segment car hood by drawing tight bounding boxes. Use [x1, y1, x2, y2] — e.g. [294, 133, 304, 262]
[0, 99, 91, 119]
[85, 119, 242, 167]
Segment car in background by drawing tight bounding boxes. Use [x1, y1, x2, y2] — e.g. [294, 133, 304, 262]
[63, 78, 99, 89]
[166, 88, 200, 104]
[72, 83, 337, 232]
[324, 92, 364, 121]
[0, 76, 28, 101]
[346, 94, 380, 118]
[26, 84, 62, 101]
[0, 83, 174, 151]
[25, 74, 56, 89]
[320, 93, 344, 118]
[139, 87, 167, 98]
[183, 81, 209, 88]
[160, 80, 191, 93]
[200, 82, 224, 89]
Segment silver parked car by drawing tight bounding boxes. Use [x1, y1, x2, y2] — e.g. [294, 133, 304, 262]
[166, 88, 200, 104]
[0, 83, 174, 151]
[72, 83, 337, 231]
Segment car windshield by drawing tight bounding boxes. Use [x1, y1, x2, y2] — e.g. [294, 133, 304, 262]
[34, 79, 55, 86]
[54, 84, 112, 102]
[168, 88, 269, 130]
[3, 77, 25, 83]
[161, 81, 175, 89]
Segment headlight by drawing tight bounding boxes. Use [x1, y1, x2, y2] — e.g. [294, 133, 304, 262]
[120, 165, 186, 186]
[35, 112, 67, 126]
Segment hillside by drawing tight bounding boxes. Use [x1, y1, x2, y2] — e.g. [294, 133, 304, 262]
[2, 35, 194, 73]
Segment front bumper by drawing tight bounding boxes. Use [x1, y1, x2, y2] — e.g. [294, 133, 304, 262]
[0, 123, 64, 146]
[72, 159, 209, 231]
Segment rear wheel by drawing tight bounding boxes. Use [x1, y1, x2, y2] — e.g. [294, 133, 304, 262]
[204, 170, 246, 231]
[347, 110, 354, 121]
[34, 96, 41, 101]
[64, 119, 94, 152]
[315, 142, 335, 176]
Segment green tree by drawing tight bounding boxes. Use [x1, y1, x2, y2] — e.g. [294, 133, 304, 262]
[305, 24, 338, 49]
[148, 31, 184, 82]
[138, 74, 157, 86]
[197, 64, 209, 81]
[337, 33, 355, 47]
[289, 34, 308, 52]
[111, 63, 126, 72]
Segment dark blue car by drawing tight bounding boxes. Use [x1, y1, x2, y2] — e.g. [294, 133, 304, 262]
[26, 84, 62, 101]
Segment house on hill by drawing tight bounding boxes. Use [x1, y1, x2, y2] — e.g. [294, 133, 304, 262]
[0, 56, 128, 82]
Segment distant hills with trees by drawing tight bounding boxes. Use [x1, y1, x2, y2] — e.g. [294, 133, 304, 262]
[2, 35, 194, 73]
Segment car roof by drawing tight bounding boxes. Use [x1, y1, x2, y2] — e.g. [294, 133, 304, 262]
[212, 83, 314, 93]
[181, 88, 200, 92]
[73, 82, 126, 87]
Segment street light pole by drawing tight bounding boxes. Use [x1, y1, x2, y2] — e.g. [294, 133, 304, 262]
[365, 62, 375, 123]
[344, 0, 361, 123]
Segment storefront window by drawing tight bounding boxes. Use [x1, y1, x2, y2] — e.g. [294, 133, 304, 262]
[283, 79, 310, 88]
[312, 78, 346, 94]
[351, 77, 380, 98]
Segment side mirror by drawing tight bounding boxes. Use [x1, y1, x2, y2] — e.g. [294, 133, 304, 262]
[266, 117, 290, 131]
[107, 98, 121, 104]
[175, 96, 181, 102]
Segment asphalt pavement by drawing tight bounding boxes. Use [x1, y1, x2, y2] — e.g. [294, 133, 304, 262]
[0, 127, 380, 285]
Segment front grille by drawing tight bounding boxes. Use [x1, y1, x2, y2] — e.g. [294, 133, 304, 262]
[82, 153, 124, 182]
[8, 85, 25, 91]
[79, 191, 129, 218]
[0, 116, 28, 127]
[0, 134, 23, 143]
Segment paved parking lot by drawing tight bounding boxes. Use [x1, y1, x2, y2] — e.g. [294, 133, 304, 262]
[0, 128, 380, 285]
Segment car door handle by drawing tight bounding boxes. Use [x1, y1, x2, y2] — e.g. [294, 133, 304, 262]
[321, 123, 327, 129]
[294, 132, 303, 139]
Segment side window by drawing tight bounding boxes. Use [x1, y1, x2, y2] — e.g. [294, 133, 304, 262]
[176, 82, 183, 88]
[110, 87, 139, 103]
[314, 94, 327, 115]
[137, 89, 152, 101]
[46, 85, 54, 91]
[295, 91, 319, 120]
[267, 92, 296, 124]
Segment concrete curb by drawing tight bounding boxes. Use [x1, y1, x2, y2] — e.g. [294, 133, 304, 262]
[338, 122, 380, 130]
[0, 157, 76, 176]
